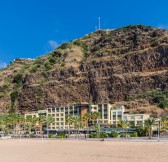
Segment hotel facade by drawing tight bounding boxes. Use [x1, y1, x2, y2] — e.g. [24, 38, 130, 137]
[25, 103, 150, 130]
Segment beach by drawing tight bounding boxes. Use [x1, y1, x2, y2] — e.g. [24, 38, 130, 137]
[0, 139, 168, 162]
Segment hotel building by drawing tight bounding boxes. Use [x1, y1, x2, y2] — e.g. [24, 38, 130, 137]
[25, 103, 150, 130]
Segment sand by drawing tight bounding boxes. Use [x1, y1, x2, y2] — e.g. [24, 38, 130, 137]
[0, 139, 168, 162]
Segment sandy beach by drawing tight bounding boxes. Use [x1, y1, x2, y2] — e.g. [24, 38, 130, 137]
[0, 139, 168, 162]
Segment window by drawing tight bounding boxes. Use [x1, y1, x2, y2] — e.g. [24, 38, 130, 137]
[98, 104, 102, 113]
[123, 116, 127, 120]
[113, 112, 116, 120]
[56, 108, 59, 112]
[139, 115, 143, 119]
[129, 121, 135, 126]
[104, 114, 108, 119]
[137, 121, 142, 125]
[117, 111, 122, 120]
[130, 116, 134, 119]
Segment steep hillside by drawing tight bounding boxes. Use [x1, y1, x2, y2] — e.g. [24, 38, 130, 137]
[0, 25, 168, 114]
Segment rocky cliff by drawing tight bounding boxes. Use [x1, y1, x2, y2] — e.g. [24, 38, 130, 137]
[0, 25, 168, 114]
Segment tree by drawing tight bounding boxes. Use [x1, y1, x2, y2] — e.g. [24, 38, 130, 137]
[144, 118, 156, 139]
[82, 113, 92, 138]
[46, 116, 54, 138]
[25, 116, 38, 136]
[37, 115, 47, 137]
[161, 116, 168, 130]
[73, 116, 83, 138]
[0, 114, 9, 136]
[66, 115, 75, 138]
[91, 112, 101, 124]
[25, 122, 34, 136]
[8, 113, 19, 136]
[118, 120, 130, 138]
[91, 112, 101, 138]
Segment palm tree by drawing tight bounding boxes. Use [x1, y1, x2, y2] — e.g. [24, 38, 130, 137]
[144, 118, 156, 139]
[37, 115, 47, 137]
[82, 113, 92, 138]
[118, 120, 130, 138]
[25, 122, 34, 136]
[0, 114, 9, 136]
[8, 113, 18, 137]
[15, 114, 25, 136]
[91, 112, 101, 138]
[161, 116, 168, 131]
[25, 116, 38, 136]
[66, 115, 74, 138]
[46, 116, 54, 138]
[73, 116, 83, 138]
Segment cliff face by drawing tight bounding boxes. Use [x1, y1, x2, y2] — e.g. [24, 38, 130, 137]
[0, 25, 168, 114]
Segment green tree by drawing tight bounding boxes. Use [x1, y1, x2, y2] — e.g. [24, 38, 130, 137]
[46, 116, 54, 138]
[73, 116, 83, 138]
[37, 115, 47, 137]
[66, 115, 75, 138]
[83, 113, 92, 138]
[118, 120, 130, 138]
[144, 118, 156, 139]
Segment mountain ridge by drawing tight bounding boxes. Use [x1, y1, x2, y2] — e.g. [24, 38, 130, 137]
[0, 25, 168, 115]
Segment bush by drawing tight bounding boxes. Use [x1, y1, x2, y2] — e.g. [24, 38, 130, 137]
[52, 50, 62, 57]
[73, 40, 82, 46]
[48, 134, 55, 138]
[109, 132, 118, 138]
[30, 65, 38, 73]
[120, 133, 128, 138]
[136, 126, 147, 137]
[100, 132, 108, 138]
[90, 132, 98, 138]
[56, 132, 65, 138]
[130, 132, 138, 137]
[61, 62, 65, 67]
[44, 62, 52, 71]
[13, 73, 22, 84]
[10, 91, 19, 102]
[49, 56, 57, 65]
[140, 91, 168, 109]
[34, 57, 43, 64]
[58, 43, 69, 49]
[29, 134, 35, 138]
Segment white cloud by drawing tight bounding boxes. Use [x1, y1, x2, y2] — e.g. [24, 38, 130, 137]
[0, 61, 7, 69]
[157, 24, 168, 29]
[48, 40, 59, 50]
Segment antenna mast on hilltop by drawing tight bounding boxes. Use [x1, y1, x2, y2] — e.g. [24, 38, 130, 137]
[98, 17, 101, 30]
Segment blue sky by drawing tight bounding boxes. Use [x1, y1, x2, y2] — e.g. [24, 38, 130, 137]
[0, 0, 168, 68]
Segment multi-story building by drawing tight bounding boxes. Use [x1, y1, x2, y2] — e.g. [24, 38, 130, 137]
[111, 106, 150, 127]
[47, 102, 89, 130]
[90, 104, 112, 125]
[25, 103, 150, 130]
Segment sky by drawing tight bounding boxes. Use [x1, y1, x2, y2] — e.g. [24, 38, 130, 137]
[0, 0, 168, 68]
